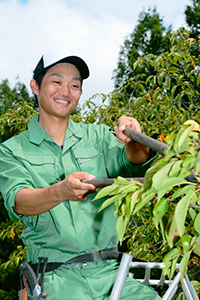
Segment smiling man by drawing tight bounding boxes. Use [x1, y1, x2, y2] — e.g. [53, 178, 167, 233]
[0, 48, 161, 300]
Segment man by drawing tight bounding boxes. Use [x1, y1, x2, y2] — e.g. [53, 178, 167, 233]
[0, 48, 161, 299]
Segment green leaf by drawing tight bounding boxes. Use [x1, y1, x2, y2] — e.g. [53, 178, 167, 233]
[197, 74, 200, 86]
[116, 215, 127, 244]
[175, 191, 193, 237]
[120, 202, 126, 217]
[161, 60, 165, 68]
[156, 177, 188, 192]
[196, 161, 200, 173]
[189, 208, 196, 220]
[182, 156, 196, 170]
[163, 248, 181, 278]
[133, 191, 155, 214]
[153, 76, 157, 87]
[166, 77, 171, 90]
[152, 90, 160, 100]
[93, 184, 118, 200]
[152, 161, 176, 189]
[157, 189, 168, 202]
[193, 236, 200, 256]
[125, 193, 131, 219]
[97, 194, 120, 212]
[177, 125, 194, 149]
[171, 184, 194, 201]
[171, 85, 178, 98]
[130, 190, 140, 214]
[168, 160, 182, 177]
[153, 198, 168, 222]
[194, 212, 200, 235]
[145, 54, 155, 59]
[179, 250, 192, 281]
[170, 254, 180, 280]
[115, 176, 130, 185]
[167, 216, 178, 248]
[118, 183, 139, 194]
[143, 165, 159, 192]
[146, 75, 154, 85]
[152, 216, 159, 230]
[133, 60, 140, 70]
[160, 218, 167, 243]
[158, 75, 164, 86]
[181, 234, 191, 253]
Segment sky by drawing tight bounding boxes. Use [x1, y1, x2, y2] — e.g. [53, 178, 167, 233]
[0, 0, 191, 107]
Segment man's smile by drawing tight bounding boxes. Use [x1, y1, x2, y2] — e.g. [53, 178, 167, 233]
[53, 96, 71, 105]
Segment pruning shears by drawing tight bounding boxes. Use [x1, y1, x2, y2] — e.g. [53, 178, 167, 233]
[82, 126, 199, 187]
[19, 258, 48, 299]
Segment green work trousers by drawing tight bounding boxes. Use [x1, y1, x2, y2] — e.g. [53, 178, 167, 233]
[43, 260, 161, 300]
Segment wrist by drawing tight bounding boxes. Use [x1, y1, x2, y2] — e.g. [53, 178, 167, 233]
[49, 182, 65, 204]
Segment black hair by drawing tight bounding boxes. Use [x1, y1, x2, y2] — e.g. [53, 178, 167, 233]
[33, 69, 47, 104]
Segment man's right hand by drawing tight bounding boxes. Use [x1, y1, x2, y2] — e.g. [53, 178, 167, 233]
[59, 172, 97, 201]
[15, 172, 97, 216]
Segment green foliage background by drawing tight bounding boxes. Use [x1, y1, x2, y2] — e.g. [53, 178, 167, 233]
[0, 2, 200, 298]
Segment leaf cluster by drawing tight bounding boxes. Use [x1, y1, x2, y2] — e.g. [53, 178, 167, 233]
[0, 79, 37, 116]
[132, 28, 200, 110]
[0, 101, 37, 143]
[185, 0, 200, 38]
[0, 93, 37, 298]
[113, 7, 171, 91]
[94, 122, 200, 289]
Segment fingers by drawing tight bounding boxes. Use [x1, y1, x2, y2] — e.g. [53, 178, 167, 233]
[62, 172, 97, 202]
[71, 172, 96, 191]
[114, 116, 141, 144]
[114, 124, 132, 144]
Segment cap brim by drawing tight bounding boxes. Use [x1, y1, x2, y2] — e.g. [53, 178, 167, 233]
[52, 56, 89, 80]
[33, 53, 89, 80]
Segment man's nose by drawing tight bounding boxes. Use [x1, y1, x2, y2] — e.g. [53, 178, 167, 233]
[60, 84, 70, 96]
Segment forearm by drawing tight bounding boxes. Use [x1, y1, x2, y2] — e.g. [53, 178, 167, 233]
[14, 172, 96, 216]
[15, 182, 64, 216]
[125, 141, 150, 164]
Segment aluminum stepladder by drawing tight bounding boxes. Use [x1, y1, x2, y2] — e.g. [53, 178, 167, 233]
[109, 253, 199, 300]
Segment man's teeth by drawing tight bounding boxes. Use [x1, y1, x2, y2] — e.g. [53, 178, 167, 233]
[56, 99, 69, 104]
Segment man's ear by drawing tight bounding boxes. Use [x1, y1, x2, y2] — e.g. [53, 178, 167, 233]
[30, 79, 39, 96]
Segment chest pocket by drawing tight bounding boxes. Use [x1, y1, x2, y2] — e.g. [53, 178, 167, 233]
[12, 150, 56, 188]
[73, 143, 107, 178]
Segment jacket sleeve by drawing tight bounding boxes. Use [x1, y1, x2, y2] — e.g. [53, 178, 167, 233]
[0, 144, 34, 220]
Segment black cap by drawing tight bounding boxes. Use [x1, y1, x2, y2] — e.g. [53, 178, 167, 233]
[33, 48, 90, 80]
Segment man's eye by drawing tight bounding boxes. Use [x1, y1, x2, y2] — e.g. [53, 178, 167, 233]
[72, 84, 80, 89]
[53, 81, 60, 84]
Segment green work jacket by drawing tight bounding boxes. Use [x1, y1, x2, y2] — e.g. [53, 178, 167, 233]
[0, 115, 155, 263]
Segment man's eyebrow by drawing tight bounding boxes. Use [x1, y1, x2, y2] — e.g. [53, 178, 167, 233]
[50, 73, 64, 78]
[72, 77, 81, 82]
[50, 73, 81, 82]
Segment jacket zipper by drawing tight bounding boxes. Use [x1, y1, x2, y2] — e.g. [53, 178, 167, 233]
[78, 152, 103, 164]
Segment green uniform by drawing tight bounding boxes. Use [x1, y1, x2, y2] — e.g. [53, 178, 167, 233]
[0, 115, 161, 299]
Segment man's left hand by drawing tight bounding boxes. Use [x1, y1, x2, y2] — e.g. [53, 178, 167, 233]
[114, 116, 141, 144]
[114, 116, 150, 164]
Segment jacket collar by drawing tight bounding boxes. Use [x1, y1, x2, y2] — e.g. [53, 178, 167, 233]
[28, 115, 85, 145]
[65, 118, 85, 139]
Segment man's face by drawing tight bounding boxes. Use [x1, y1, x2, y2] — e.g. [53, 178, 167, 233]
[33, 62, 82, 122]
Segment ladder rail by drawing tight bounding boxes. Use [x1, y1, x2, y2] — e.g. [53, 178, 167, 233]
[109, 254, 199, 300]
